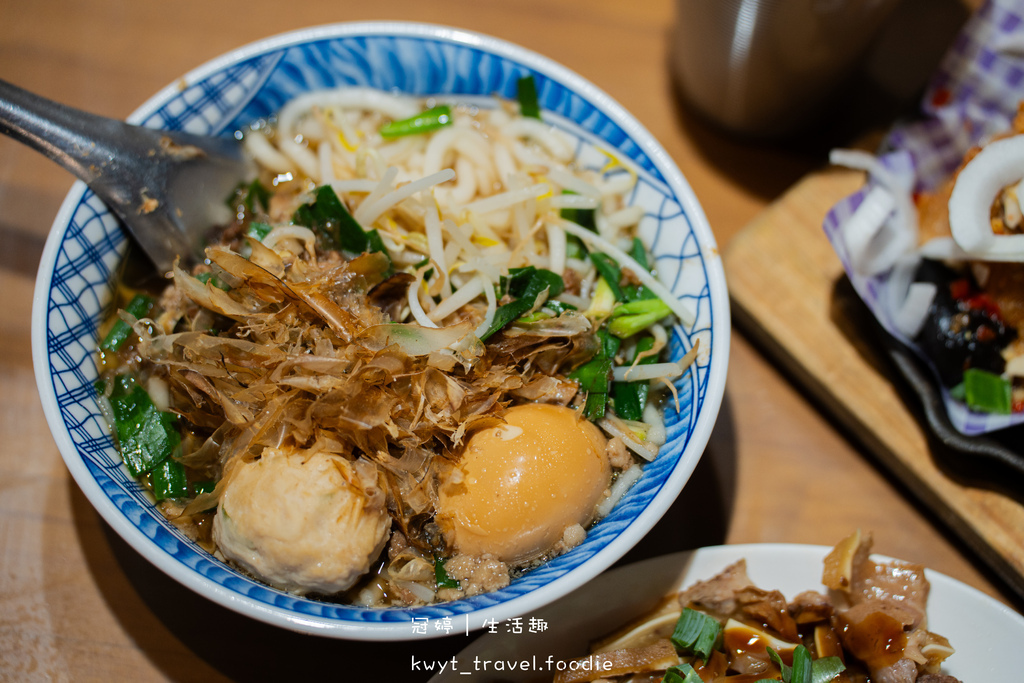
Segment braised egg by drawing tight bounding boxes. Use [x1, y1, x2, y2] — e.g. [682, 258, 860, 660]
[436, 403, 611, 564]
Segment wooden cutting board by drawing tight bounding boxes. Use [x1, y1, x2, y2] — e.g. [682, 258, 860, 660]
[724, 167, 1024, 600]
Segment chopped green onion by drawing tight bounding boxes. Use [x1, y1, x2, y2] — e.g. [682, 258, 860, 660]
[195, 271, 230, 291]
[963, 367, 1012, 414]
[151, 458, 188, 501]
[226, 178, 270, 214]
[607, 298, 673, 338]
[670, 608, 722, 661]
[191, 480, 217, 495]
[516, 75, 541, 119]
[246, 221, 274, 241]
[589, 252, 624, 301]
[106, 380, 181, 478]
[568, 328, 620, 421]
[560, 190, 596, 233]
[379, 105, 453, 138]
[662, 664, 703, 683]
[611, 336, 656, 420]
[434, 557, 460, 589]
[544, 300, 577, 315]
[481, 267, 564, 340]
[100, 293, 154, 352]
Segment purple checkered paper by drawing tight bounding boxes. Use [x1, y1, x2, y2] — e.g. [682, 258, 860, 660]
[824, 0, 1024, 434]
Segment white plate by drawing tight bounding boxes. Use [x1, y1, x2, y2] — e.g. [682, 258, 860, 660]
[429, 543, 1024, 681]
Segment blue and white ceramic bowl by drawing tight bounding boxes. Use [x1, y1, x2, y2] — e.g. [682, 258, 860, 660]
[31, 22, 729, 640]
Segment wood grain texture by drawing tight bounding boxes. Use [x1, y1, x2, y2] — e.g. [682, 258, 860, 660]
[0, 0, 1013, 680]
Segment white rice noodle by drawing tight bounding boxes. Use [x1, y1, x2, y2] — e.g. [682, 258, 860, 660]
[595, 464, 642, 519]
[612, 361, 684, 383]
[276, 88, 422, 181]
[243, 130, 295, 174]
[407, 264, 438, 328]
[428, 277, 485, 323]
[357, 169, 457, 227]
[449, 156, 478, 206]
[558, 219, 696, 326]
[548, 167, 601, 199]
[829, 148, 918, 276]
[263, 225, 317, 256]
[502, 118, 574, 161]
[598, 416, 658, 461]
[493, 142, 518, 187]
[464, 183, 549, 215]
[546, 221, 567, 276]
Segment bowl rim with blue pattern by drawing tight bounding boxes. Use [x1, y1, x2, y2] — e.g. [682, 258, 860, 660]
[30, 21, 729, 640]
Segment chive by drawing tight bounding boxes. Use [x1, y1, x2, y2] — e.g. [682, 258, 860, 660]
[560, 190, 596, 232]
[226, 178, 270, 214]
[544, 300, 577, 315]
[191, 480, 217, 495]
[611, 336, 656, 420]
[379, 105, 453, 138]
[481, 267, 564, 340]
[607, 298, 673, 338]
[105, 375, 180, 477]
[516, 75, 541, 119]
[100, 293, 155, 352]
[151, 458, 188, 500]
[246, 221, 274, 241]
[434, 557, 460, 590]
[963, 367, 1012, 414]
[589, 252, 624, 301]
[195, 271, 230, 291]
[670, 608, 722, 661]
[662, 664, 703, 683]
[568, 329, 620, 421]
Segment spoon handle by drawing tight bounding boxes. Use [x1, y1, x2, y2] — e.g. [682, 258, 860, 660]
[0, 78, 140, 187]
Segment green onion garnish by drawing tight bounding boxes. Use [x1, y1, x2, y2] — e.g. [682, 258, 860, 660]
[670, 608, 722, 661]
[481, 267, 564, 340]
[379, 105, 453, 138]
[568, 328, 620, 421]
[662, 663, 703, 683]
[611, 335, 657, 420]
[434, 557, 460, 590]
[100, 293, 154, 352]
[516, 75, 541, 119]
[607, 297, 673, 338]
[101, 374, 180, 478]
[151, 458, 188, 501]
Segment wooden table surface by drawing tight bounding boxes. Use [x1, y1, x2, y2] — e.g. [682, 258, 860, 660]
[0, 0, 1011, 680]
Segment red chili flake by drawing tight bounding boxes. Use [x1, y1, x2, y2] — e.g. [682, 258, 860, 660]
[1013, 397, 1024, 413]
[976, 325, 997, 343]
[949, 278, 971, 300]
[931, 86, 953, 108]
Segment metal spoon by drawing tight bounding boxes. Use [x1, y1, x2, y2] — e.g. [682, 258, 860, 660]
[0, 78, 253, 274]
